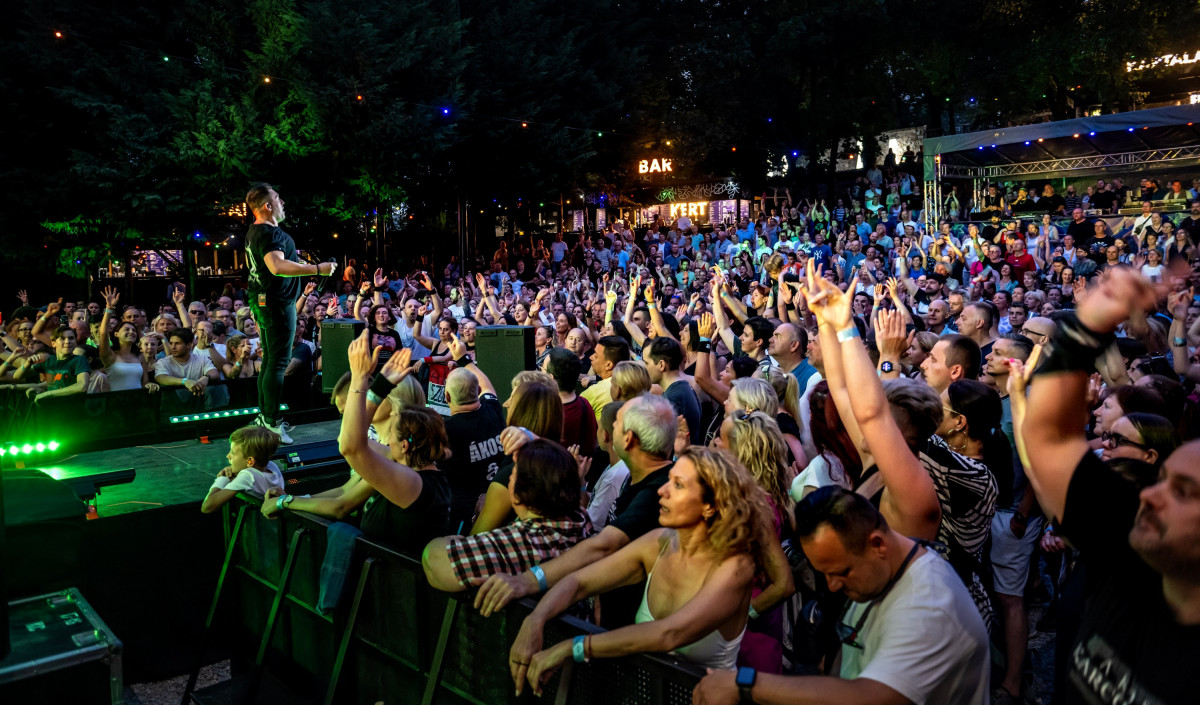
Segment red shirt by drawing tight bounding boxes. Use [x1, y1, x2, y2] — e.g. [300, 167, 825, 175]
[562, 395, 597, 456]
[1005, 253, 1037, 279]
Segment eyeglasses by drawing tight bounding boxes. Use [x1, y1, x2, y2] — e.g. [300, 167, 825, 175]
[836, 542, 922, 649]
[942, 405, 963, 418]
[1101, 431, 1150, 451]
[1019, 328, 1045, 339]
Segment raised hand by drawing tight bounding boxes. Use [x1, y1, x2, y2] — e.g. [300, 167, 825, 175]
[568, 444, 592, 485]
[873, 283, 885, 308]
[1168, 287, 1193, 319]
[347, 330, 381, 379]
[16, 290, 28, 305]
[1076, 268, 1156, 334]
[447, 333, 469, 360]
[697, 312, 716, 339]
[374, 268, 388, 288]
[44, 297, 63, 317]
[303, 281, 317, 296]
[420, 272, 434, 290]
[475, 272, 488, 292]
[359, 280, 371, 295]
[875, 309, 910, 360]
[643, 279, 656, 304]
[380, 347, 414, 384]
[172, 288, 186, 306]
[102, 286, 120, 310]
[801, 260, 851, 330]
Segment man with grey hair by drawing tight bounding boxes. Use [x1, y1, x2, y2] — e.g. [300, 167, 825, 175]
[442, 340, 507, 533]
[473, 393, 678, 631]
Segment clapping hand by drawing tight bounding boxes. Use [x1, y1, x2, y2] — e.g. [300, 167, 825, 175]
[380, 347, 414, 384]
[347, 329, 381, 379]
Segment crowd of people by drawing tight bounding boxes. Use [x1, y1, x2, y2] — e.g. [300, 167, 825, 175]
[5, 172, 1200, 704]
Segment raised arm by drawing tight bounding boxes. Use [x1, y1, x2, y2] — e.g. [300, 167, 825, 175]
[803, 262, 939, 540]
[447, 333, 494, 396]
[709, 269, 740, 354]
[173, 287, 191, 328]
[644, 281, 676, 341]
[31, 298, 62, 346]
[338, 331, 425, 508]
[1022, 268, 1156, 522]
[694, 313, 730, 402]
[97, 287, 120, 367]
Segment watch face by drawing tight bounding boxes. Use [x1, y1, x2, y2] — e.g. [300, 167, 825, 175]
[736, 666, 756, 686]
[880, 361, 894, 373]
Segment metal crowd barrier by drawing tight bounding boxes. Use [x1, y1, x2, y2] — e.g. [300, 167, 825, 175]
[187, 495, 703, 705]
[0, 376, 334, 455]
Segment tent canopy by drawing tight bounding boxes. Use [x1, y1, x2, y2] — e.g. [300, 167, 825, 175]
[923, 104, 1200, 181]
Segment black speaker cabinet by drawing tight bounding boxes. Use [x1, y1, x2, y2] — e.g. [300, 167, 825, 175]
[474, 326, 535, 404]
[320, 318, 366, 393]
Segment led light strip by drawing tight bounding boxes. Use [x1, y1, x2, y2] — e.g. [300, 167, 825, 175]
[169, 404, 289, 424]
[1, 441, 61, 457]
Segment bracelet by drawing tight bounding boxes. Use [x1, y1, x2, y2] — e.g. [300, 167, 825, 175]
[454, 355, 472, 368]
[1174, 336, 1187, 347]
[748, 604, 760, 620]
[348, 389, 368, 394]
[106, 308, 116, 315]
[836, 326, 859, 343]
[276, 494, 294, 510]
[784, 302, 795, 311]
[531, 565, 549, 592]
[572, 635, 588, 663]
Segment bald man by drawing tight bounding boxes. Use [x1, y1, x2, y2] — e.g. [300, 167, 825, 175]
[1017, 316, 1056, 347]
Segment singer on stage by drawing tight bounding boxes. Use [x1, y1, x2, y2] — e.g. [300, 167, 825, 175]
[244, 183, 339, 445]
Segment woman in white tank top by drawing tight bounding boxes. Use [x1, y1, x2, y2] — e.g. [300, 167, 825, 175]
[97, 287, 159, 393]
[510, 446, 776, 696]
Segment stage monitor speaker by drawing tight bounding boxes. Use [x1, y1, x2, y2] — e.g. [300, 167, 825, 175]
[474, 326, 535, 405]
[1, 470, 87, 601]
[320, 318, 366, 393]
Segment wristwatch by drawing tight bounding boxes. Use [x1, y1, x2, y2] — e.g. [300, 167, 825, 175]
[880, 360, 894, 373]
[736, 667, 757, 704]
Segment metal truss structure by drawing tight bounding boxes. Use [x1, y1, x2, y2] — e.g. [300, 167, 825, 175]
[941, 144, 1200, 179]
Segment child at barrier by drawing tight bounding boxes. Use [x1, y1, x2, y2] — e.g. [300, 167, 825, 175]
[200, 425, 285, 513]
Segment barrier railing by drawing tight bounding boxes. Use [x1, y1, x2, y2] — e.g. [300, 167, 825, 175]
[192, 495, 703, 705]
[0, 376, 335, 455]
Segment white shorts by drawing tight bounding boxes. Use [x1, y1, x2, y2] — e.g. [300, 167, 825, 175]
[990, 509, 1044, 597]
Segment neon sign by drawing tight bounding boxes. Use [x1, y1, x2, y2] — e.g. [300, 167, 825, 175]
[638, 158, 673, 174]
[1125, 51, 1200, 73]
[669, 202, 708, 218]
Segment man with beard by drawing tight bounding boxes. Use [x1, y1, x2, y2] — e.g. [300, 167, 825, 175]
[1020, 267, 1200, 704]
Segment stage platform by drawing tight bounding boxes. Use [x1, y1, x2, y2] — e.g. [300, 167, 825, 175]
[29, 420, 343, 518]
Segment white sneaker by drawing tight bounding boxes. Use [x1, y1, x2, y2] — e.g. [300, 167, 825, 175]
[255, 415, 294, 445]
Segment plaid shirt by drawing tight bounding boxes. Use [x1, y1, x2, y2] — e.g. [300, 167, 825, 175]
[448, 510, 592, 588]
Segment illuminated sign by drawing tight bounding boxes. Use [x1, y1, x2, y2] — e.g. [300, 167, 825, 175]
[638, 158, 673, 174]
[1191, 93, 1200, 105]
[669, 202, 708, 218]
[1126, 50, 1200, 73]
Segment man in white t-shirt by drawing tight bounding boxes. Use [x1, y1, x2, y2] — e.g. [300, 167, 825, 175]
[693, 487, 989, 705]
[200, 425, 285, 513]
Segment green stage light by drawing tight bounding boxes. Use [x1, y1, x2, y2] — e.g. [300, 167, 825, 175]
[48, 441, 59, 451]
[8, 446, 18, 455]
[21, 444, 32, 454]
[35, 443, 45, 452]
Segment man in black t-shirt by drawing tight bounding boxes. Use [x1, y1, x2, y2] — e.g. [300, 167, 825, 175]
[1021, 268, 1200, 705]
[244, 183, 338, 444]
[645, 337, 701, 444]
[442, 364, 506, 533]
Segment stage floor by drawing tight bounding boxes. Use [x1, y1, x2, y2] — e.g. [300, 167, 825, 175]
[27, 420, 343, 517]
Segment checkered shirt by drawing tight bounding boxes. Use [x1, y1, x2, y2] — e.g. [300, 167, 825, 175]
[448, 510, 593, 588]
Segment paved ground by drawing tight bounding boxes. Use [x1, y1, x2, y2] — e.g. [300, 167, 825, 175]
[124, 661, 231, 705]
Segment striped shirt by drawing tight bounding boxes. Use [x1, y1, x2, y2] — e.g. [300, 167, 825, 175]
[447, 510, 592, 588]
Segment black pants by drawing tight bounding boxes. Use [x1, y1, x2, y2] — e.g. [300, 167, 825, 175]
[250, 297, 295, 425]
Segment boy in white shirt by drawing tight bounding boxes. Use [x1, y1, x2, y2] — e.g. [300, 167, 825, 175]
[201, 425, 285, 513]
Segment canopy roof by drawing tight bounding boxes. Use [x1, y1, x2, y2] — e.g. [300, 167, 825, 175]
[923, 104, 1200, 181]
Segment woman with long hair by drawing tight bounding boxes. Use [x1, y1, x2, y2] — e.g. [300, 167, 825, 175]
[792, 381, 861, 499]
[223, 334, 260, 378]
[1100, 412, 1179, 472]
[97, 287, 159, 393]
[512, 447, 776, 693]
[471, 380, 566, 534]
[757, 367, 809, 467]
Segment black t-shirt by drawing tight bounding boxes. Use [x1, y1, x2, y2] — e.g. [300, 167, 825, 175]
[1083, 235, 1115, 263]
[1059, 452, 1200, 705]
[1040, 194, 1065, 215]
[1178, 215, 1200, 247]
[441, 394, 507, 531]
[359, 469, 451, 555]
[663, 381, 701, 445]
[1065, 219, 1094, 244]
[245, 223, 301, 305]
[604, 463, 673, 627]
[1090, 190, 1116, 211]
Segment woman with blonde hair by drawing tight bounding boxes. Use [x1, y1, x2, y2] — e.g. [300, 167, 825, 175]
[725, 376, 779, 417]
[511, 447, 777, 694]
[610, 360, 652, 401]
[756, 366, 808, 466]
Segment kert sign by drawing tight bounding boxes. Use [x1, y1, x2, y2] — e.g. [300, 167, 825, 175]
[638, 158, 673, 174]
[669, 202, 708, 218]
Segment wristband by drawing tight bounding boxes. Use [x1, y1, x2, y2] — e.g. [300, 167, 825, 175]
[748, 604, 760, 620]
[696, 340, 711, 353]
[784, 302, 795, 310]
[369, 373, 399, 400]
[367, 390, 384, 406]
[1174, 336, 1187, 347]
[531, 565, 549, 592]
[572, 635, 588, 663]
[276, 494, 294, 510]
[454, 355, 472, 368]
[836, 326, 859, 343]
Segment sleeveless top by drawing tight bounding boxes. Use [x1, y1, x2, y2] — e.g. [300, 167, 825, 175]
[106, 360, 145, 391]
[634, 537, 744, 669]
